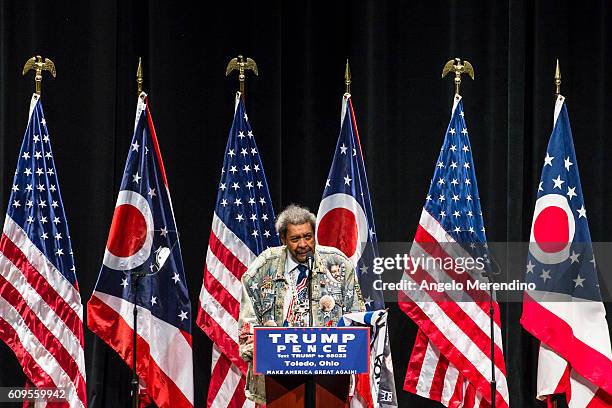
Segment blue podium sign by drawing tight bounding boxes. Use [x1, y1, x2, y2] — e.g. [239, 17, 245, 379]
[253, 327, 369, 375]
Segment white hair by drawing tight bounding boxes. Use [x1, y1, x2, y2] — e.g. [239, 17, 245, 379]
[275, 204, 316, 238]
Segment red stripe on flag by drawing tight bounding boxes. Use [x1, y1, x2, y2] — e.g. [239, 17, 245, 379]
[200, 219, 254, 407]
[402, 213, 508, 407]
[406, 263, 507, 373]
[414, 225, 497, 314]
[430, 350, 450, 401]
[463, 384, 476, 408]
[208, 232, 248, 280]
[230, 374, 248, 408]
[196, 306, 246, 374]
[477, 390, 490, 408]
[354, 372, 374, 408]
[181, 329, 193, 347]
[87, 295, 192, 408]
[144, 102, 168, 187]
[348, 99, 363, 152]
[521, 294, 612, 394]
[404, 329, 429, 392]
[587, 388, 612, 408]
[198, 230, 251, 376]
[0, 234, 83, 346]
[207, 350, 232, 406]
[0, 274, 86, 404]
[450, 374, 466, 407]
[207, 351, 248, 408]
[0, 317, 56, 388]
[554, 364, 571, 395]
[203, 265, 240, 320]
[399, 292, 508, 408]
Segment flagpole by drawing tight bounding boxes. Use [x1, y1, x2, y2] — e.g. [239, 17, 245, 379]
[130, 58, 144, 408]
[306, 255, 315, 408]
[549, 58, 561, 408]
[443, 59, 498, 408]
[137, 57, 143, 96]
[555, 59, 561, 98]
[488, 274, 496, 408]
[131, 272, 142, 408]
[345, 59, 351, 96]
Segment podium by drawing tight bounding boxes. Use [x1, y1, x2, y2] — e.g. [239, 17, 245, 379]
[265, 372, 350, 407]
[253, 327, 369, 408]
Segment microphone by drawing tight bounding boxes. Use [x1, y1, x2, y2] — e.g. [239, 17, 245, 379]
[302, 251, 316, 408]
[304, 250, 315, 328]
[305, 250, 314, 272]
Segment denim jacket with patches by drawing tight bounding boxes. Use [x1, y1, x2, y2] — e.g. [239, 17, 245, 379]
[238, 245, 365, 405]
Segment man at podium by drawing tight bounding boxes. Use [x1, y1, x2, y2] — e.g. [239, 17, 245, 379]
[238, 204, 366, 405]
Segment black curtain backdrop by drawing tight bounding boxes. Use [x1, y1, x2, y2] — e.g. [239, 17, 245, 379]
[1, 1, 611, 407]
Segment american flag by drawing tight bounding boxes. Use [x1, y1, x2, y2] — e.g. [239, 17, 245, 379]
[520, 95, 612, 406]
[87, 93, 194, 408]
[0, 94, 86, 407]
[196, 93, 278, 408]
[316, 93, 396, 408]
[398, 96, 510, 407]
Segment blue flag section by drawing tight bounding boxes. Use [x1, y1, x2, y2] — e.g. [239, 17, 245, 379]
[423, 99, 489, 248]
[88, 93, 194, 408]
[207, 95, 279, 256]
[5, 96, 78, 284]
[316, 94, 383, 310]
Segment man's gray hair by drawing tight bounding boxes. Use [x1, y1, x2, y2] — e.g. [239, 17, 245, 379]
[275, 204, 316, 238]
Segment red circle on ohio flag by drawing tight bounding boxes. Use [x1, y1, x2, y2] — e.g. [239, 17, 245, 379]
[103, 190, 154, 271]
[106, 204, 148, 257]
[529, 193, 575, 264]
[316, 193, 369, 266]
[317, 208, 359, 258]
[533, 206, 569, 253]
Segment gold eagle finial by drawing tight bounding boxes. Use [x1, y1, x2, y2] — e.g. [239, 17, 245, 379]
[441, 58, 474, 96]
[23, 55, 56, 95]
[226, 55, 258, 96]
